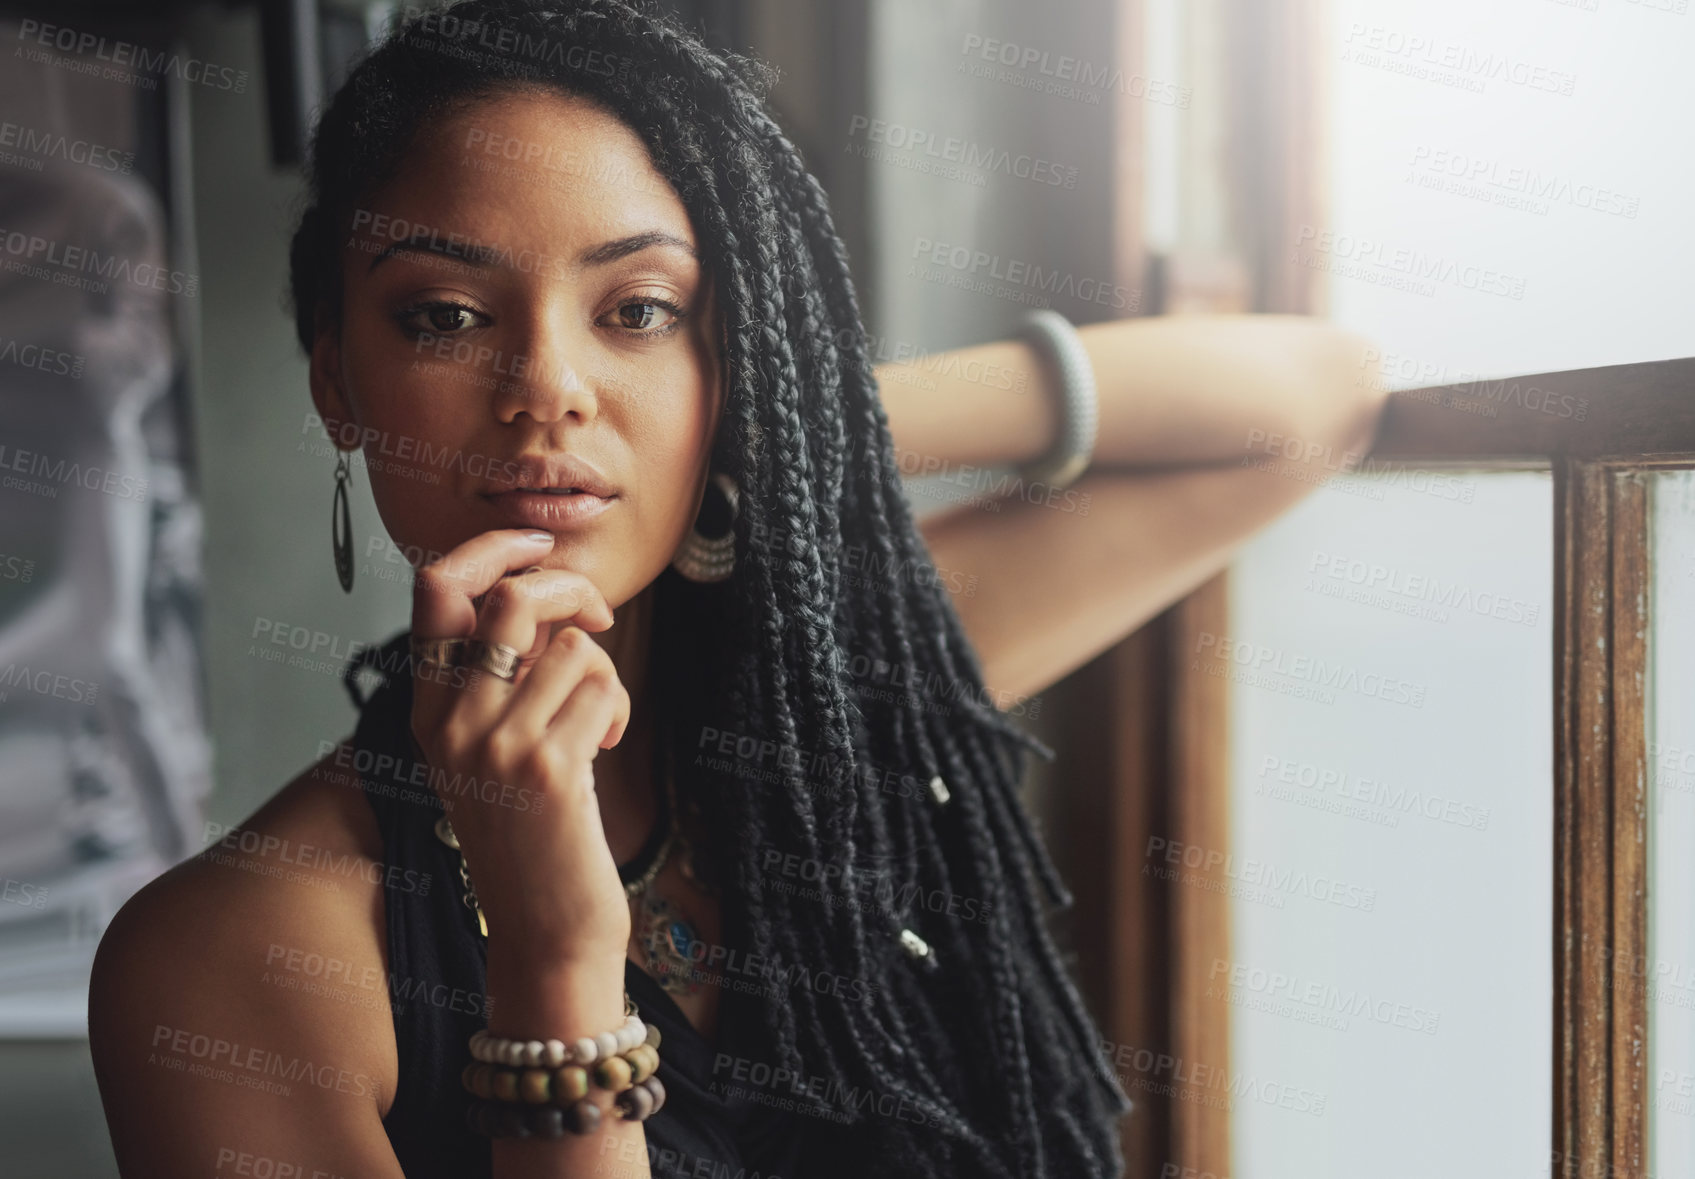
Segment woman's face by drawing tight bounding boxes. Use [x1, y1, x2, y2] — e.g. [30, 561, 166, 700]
[309, 86, 725, 611]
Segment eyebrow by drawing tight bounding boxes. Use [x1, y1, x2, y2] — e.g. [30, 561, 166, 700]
[366, 228, 699, 273]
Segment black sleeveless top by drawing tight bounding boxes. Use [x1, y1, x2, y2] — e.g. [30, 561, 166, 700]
[341, 630, 817, 1179]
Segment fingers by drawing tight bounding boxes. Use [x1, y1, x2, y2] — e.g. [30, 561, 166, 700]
[469, 566, 614, 660]
[410, 531, 615, 733]
[410, 529, 565, 642]
[501, 626, 632, 751]
[546, 668, 629, 765]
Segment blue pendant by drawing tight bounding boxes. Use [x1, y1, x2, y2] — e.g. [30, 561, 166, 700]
[640, 893, 703, 996]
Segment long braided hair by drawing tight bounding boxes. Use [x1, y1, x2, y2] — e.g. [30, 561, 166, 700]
[287, 1, 1131, 1174]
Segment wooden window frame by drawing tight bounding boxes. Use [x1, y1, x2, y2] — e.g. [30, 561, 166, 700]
[1063, 357, 1695, 1176]
[1374, 358, 1695, 1179]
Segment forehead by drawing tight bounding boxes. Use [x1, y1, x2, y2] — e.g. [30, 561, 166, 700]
[360, 87, 698, 262]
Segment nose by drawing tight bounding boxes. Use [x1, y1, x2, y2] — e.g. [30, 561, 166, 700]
[492, 321, 598, 426]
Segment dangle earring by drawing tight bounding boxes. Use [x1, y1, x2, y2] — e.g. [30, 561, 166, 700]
[669, 471, 739, 583]
[331, 449, 354, 593]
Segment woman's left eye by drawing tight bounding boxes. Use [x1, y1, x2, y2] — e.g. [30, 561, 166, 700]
[604, 297, 686, 335]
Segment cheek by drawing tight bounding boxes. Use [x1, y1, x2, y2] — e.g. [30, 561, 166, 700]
[338, 341, 487, 550]
[627, 381, 718, 536]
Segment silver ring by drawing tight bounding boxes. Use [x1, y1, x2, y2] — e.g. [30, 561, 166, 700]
[462, 638, 523, 682]
[410, 635, 469, 670]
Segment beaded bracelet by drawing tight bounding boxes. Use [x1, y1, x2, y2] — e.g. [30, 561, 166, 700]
[465, 1074, 667, 1138]
[461, 1033, 661, 1104]
[470, 1013, 650, 1068]
[462, 1021, 665, 1138]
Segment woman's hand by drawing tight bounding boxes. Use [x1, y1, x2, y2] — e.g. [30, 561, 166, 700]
[408, 528, 633, 968]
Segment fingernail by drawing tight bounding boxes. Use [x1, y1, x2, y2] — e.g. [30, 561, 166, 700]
[524, 531, 555, 544]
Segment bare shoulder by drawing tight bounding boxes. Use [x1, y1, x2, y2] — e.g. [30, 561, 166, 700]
[88, 739, 405, 1177]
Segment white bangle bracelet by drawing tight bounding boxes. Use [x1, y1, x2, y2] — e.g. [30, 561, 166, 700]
[470, 1013, 649, 1068]
[1016, 308, 1099, 491]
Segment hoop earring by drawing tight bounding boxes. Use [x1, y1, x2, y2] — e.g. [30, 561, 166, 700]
[670, 472, 739, 583]
[332, 450, 354, 593]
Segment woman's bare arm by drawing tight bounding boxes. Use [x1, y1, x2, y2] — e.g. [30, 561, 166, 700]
[88, 752, 653, 1179]
[88, 761, 408, 1178]
[876, 312, 1381, 475]
[874, 313, 1390, 700]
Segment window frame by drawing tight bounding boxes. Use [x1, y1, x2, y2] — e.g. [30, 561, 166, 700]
[1370, 359, 1695, 1178]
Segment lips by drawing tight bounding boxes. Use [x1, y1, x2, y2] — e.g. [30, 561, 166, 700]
[480, 488, 616, 530]
[478, 453, 618, 530]
[482, 453, 617, 499]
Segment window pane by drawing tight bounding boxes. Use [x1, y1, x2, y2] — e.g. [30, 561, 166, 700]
[1225, 468, 1552, 1177]
[1650, 469, 1695, 1175]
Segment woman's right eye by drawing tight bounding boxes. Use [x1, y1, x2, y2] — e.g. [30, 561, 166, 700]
[394, 301, 490, 337]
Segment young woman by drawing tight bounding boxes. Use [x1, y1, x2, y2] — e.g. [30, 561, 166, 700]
[87, 2, 1387, 1176]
